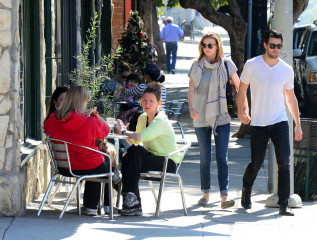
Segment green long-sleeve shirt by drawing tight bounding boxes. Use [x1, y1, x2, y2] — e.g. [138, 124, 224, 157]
[134, 111, 181, 163]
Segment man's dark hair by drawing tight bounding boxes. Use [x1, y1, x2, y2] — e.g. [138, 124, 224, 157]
[263, 30, 283, 44]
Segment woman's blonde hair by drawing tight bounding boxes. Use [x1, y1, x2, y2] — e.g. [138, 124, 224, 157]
[196, 32, 225, 62]
[55, 85, 90, 120]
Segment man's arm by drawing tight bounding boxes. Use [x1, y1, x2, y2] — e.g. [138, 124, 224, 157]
[237, 81, 251, 124]
[284, 88, 303, 141]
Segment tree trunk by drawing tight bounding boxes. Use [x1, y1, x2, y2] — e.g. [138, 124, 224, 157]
[140, 0, 153, 38]
[180, 0, 247, 74]
[140, 0, 165, 67]
[293, 0, 309, 25]
[151, 2, 166, 67]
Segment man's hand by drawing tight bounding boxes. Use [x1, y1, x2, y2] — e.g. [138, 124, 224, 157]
[238, 112, 251, 125]
[294, 125, 303, 141]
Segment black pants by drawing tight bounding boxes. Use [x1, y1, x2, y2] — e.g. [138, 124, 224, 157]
[58, 161, 110, 209]
[242, 121, 291, 207]
[121, 145, 177, 207]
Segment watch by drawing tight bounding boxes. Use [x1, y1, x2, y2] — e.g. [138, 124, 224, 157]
[121, 129, 127, 135]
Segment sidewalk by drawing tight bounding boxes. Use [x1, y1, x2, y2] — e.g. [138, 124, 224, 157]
[1, 29, 317, 240]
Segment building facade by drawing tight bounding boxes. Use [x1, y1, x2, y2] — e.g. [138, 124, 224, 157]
[0, 0, 133, 216]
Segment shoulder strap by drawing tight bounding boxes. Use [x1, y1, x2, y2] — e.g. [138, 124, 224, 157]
[224, 60, 229, 82]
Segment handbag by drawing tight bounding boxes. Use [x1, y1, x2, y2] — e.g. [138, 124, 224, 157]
[224, 61, 237, 117]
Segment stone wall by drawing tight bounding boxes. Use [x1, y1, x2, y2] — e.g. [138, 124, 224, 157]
[0, 0, 51, 216]
[0, 0, 24, 216]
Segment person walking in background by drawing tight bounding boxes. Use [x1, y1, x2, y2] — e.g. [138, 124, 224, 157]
[160, 16, 184, 74]
[188, 32, 243, 209]
[237, 30, 303, 216]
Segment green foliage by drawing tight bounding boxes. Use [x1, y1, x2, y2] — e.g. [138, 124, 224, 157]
[166, 0, 228, 10]
[69, 12, 117, 118]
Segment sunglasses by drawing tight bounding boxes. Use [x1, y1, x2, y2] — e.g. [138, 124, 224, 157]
[201, 43, 217, 49]
[269, 44, 283, 49]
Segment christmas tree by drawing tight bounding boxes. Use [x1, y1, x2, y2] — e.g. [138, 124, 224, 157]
[116, 11, 157, 73]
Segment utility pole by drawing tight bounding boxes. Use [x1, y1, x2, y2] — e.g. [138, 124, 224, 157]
[265, 0, 302, 208]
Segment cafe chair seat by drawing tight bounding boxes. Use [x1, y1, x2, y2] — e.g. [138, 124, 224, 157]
[139, 139, 191, 217]
[37, 137, 115, 219]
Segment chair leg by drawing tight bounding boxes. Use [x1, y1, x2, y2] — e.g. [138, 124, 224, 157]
[178, 176, 188, 216]
[108, 178, 113, 220]
[178, 122, 185, 139]
[100, 182, 105, 216]
[47, 178, 63, 205]
[38, 177, 56, 216]
[77, 181, 81, 216]
[155, 177, 166, 218]
[148, 181, 158, 205]
[59, 180, 81, 219]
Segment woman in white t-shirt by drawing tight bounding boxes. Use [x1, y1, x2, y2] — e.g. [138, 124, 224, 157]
[187, 32, 242, 209]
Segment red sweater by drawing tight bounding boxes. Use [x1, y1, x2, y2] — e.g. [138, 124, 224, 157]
[44, 111, 110, 170]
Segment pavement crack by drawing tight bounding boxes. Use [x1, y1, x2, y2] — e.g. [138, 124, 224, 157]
[2, 217, 15, 240]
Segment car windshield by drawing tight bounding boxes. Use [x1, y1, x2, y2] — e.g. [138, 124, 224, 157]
[308, 31, 317, 56]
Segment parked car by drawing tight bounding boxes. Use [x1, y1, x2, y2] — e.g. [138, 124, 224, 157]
[293, 22, 317, 117]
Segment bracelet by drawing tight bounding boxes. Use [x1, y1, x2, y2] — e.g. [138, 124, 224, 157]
[121, 129, 127, 135]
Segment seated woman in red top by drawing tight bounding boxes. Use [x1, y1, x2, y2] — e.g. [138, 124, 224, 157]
[44, 85, 111, 216]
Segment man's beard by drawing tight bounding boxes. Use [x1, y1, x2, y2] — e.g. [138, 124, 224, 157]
[267, 51, 279, 59]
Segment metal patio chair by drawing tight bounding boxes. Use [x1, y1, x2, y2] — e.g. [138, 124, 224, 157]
[37, 137, 115, 219]
[165, 99, 187, 139]
[139, 138, 191, 217]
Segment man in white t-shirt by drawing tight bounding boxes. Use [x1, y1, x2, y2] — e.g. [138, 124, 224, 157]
[237, 30, 303, 216]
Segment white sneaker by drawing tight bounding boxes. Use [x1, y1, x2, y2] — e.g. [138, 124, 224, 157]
[85, 208, 98, 216]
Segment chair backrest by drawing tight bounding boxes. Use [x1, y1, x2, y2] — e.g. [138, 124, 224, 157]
[171, 139, 191, 174]
[45, 138, 74, 175]
[45, 137, 111, 177]
[166, 99, 187, 122]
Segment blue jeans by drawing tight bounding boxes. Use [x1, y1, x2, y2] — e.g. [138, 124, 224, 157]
[195, 123, 230, 195]
[165, 42, 178, 72]
[243, 121, 290, 207]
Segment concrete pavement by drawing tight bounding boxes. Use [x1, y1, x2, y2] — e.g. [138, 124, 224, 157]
[1, 26, 317, 240]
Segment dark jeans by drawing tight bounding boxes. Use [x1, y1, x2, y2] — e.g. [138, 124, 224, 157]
[195, 124, 230, 195]
[243, 121, 291, 207]
[121, 145, 177, 207]
[165, 42, 178, 72]
[58, 161, 110, 209]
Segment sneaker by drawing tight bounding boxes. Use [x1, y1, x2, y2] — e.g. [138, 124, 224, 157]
[112, 166, 121, 185]
[119, 207, 143, 216]
[171, 70, 175, 74]
[241, 188, 252, 209]
[123, 193, 139, 208]
[85, 208, 98, 216]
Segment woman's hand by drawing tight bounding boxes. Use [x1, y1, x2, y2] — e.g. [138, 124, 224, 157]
[115, 119, 126, 133]
[190, 109, 200, 119]
[85, 108, 98, 117]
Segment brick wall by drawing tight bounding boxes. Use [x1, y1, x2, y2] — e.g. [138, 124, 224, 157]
[112, 0, 125, 50]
